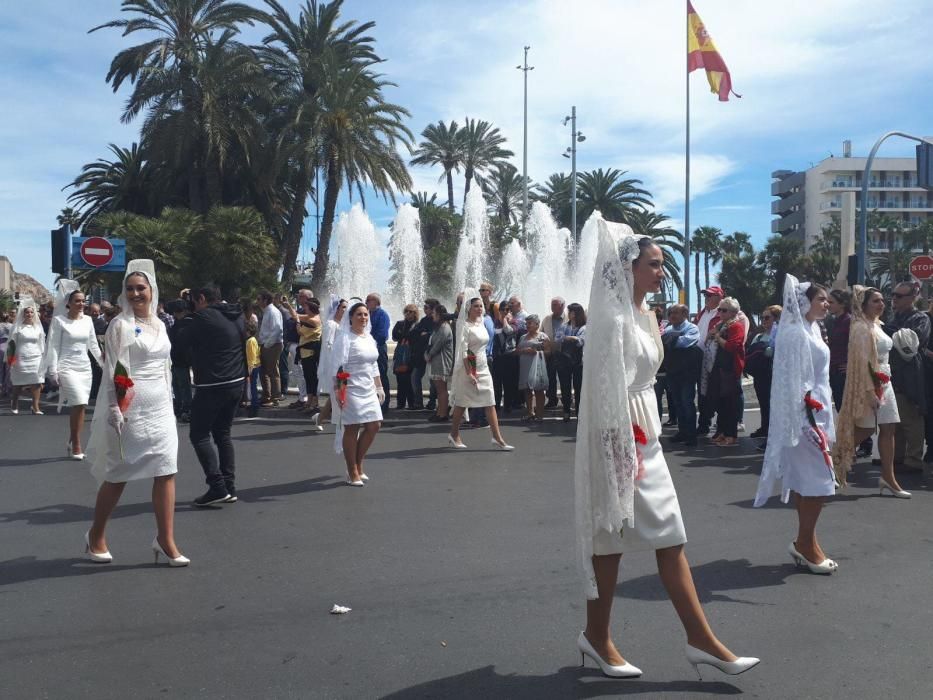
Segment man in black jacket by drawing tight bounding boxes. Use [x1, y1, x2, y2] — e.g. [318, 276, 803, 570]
[176, 286, 247, 506]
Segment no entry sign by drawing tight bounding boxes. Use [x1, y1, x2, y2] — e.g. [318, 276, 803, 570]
[910, 255, 933, 281]
[79, 237, 114, 267]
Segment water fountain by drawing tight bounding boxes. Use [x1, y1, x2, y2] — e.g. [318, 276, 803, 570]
[385, 203, 426, 314]
[495, 238, 530, 300]
[569, 210, 603, 306]
[523, 201, 575, 310]
[326, 203, 379, 298]
[453, 187, 491, 294]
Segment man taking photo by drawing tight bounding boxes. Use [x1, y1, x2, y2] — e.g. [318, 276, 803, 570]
[176, 286, 247, 506]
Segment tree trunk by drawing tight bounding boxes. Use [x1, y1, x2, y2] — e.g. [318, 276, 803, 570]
[446, 171, 455, 213]
[310, 159, 341, 293]
[280, 161, 311, 289]
[704, 254, 711, 292]
[694, 252, 701, 311]
[463, 166, 474, 208]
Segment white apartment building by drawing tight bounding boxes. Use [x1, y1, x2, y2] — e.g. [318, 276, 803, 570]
[772, 143, 933, 251]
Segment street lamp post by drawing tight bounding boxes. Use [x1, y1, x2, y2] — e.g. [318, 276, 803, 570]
[516, 46, 533, 237]
[857, 131, 933, 284]
[562, 106, 585, 239]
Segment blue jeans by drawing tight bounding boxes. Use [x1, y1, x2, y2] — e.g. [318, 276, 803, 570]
[249, 367, 262, 409]
[668, 375, 697, 441]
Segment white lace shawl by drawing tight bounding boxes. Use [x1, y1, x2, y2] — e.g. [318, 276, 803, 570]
[331, 298, 370, 455]
[574, 219, 646, 600]
[754, 274, 815, 506]
[449, 287, 479, 408]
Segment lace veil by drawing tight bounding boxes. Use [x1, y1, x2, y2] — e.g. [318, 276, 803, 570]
[331, 297, 369, 454]
[53, 279, 80, 319]
[574, 218, 646, 600]
[317, 294, 343, 398]
[449, 287, 479, 407]
[754, 274, 816, 506]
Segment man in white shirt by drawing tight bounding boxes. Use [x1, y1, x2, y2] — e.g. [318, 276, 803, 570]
[256, 290, 284, 406]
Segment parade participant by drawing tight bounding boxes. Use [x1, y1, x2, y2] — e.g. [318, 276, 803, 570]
[447, 293, 513, 450]
[176, 285, 247, 507]
[574, 221, 758, 680]
[884, 281, 929, 471]
[85, 260, 188, 566]
[331, 301, 384, 486]
[312, 297, 347, 431]
[7, 297, 46, 415]
[755, 276, 838, 574]
[832, 287, 908, 498]
[44, 281, 103, 458]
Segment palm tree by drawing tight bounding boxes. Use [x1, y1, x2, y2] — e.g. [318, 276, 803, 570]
[577, 168, 652, 224]
[483, 163, 525, 227]
[257, 0, 382, 284]
[65, 143, 166, 228]
[761, 234, 806, 303]
[91, 0, 265, 212]
[57, 208, 82, 232]
[691, 226, 722, 292]
[459, 117, 513, 205]
[309, 62, 413, 290]
[533, 173, 572, 230]
[410, 120, 463, 213]
[626, 210, 684, 290]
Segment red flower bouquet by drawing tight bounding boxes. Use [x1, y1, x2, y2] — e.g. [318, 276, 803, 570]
[803, 390, 832, 470]
[4, 339, 15, 367]
[466, 350, 478, 378]
[113, 361, 135, 458]
[633, 423, 648, 481]
[869, 363, 890, 401]
[335, 366, 350, 406]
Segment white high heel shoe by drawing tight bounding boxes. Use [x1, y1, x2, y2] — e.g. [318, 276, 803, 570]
[490, 439, 514, 451]
[879, 477, 911, 499]
[84, 530, 112, 563]
[447, 435, 468, 449]
[310, 413, 324, 432]
[685, 644, 759, 680]
[346, 478, 365, 487]
[152, 537, 190, 567]
[788, 542, 837, 575]
[360, 473, 370, 482]
[577, 632, 642, 678]
[67, 441, 85, 460]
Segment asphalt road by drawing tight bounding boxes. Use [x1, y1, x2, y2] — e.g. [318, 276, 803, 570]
[2, 395, 932, 699]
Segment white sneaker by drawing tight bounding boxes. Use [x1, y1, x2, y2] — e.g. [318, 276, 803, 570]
[737, 422, 746, 433]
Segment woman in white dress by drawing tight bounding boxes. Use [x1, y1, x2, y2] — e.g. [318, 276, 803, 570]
[84, 260, 188, 566]
[447, 294, 513, 450]
[331, 301, 384, 486]
[832, 286, 908, 497]
[7, 297, 46, 415]
[311, 297, 347, 432]
[755, 276, 839, 574]
[45, 282, 103, 459]
[574, 221, 758, 680]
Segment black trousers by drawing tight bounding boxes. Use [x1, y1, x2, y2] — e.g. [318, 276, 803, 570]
[500, 354, 522, 410]
[189, 382, 242, 491]
[556, 362, 583, 413]
[377, 342, 390, 411]
[546, 354, 558, 403]
[300, 350, 320, 397]
[395, 371, 414, 408]
[753, 372, 773, 434]
[655, 374, 677, 423]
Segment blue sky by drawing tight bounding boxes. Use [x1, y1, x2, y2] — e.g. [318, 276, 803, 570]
[2, 0, 931, 292]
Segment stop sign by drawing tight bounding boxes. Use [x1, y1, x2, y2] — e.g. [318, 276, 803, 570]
[910, 255, 933, 281]
[80, 237, 114, 268]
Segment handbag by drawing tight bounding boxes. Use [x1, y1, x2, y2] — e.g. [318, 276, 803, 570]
[528, 350, 549, 391]
[393, 339, 411, 373]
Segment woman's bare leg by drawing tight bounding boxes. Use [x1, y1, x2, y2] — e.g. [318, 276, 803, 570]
[656, 544, 737, 661]
[435, 380, 449, 418]
[70, 405, 86, 453]
[356, 422, 381, 474]
[524, 389, 534, 418]
[342, 425, 361, 480]
[152, 475, 181, 558]
[793, 493, 827, 563]
[584, 553, 629, 665]
[30, 385, 41, 412]
[877, 423, 904, 490]
[534, 390, 546, 419]
[449, 406, 466, 443]
[11, 386, 21, 410]
[88, 481, 127, 552]
[319, 397, 332, 423]
[485, 406, 507, 445]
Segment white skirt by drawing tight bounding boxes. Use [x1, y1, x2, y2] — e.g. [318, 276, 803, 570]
[592, 438, 688, 555]
[855, 379, 900, 428]
[11, 353, 42, 386]
[59, 367, 93, 406]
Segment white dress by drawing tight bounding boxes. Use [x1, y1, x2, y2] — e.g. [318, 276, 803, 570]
[777, 321, 837, 500]
[45, 315, 102, 406]
[10, 324, 45, 386]
[451, 321, 495, 408]
[340, 333, 383, 425]
[593, 312, 688, 554]
[89, 323, 178, 484]
[855, 325, 900, 428]
[317, 319, 340, 397]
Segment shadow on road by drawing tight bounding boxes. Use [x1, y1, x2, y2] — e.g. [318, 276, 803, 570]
[0, 556, 155, 587]
[617, 558, 797, 605]
[379, 664, 741, 698]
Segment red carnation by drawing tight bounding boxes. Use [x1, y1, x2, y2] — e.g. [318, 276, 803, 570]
[335, 367, 350, 406]
[632, 424, 648, 445]
[803, 393, 823, 412]
[869, 364, 890, 401]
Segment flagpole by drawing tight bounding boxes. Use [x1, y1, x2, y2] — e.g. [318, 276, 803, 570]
[684, 0, 692, 310]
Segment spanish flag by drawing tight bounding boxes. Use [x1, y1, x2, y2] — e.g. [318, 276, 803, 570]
[687, 1, 739, 101]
